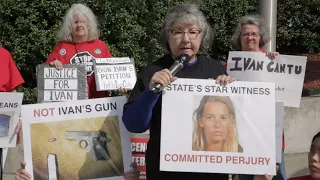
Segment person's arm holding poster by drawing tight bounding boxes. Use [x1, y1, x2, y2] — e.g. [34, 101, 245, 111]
[264, 51, 279, 60]
[44, 43, 65, 70]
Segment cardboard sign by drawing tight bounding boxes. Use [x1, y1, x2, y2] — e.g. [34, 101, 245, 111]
[21, 97, 131, 180]
[94, 57, 137, 91]
[227, 51, 307, 108]
[36, 64, 88, 103]
[160, 79, 276, 175]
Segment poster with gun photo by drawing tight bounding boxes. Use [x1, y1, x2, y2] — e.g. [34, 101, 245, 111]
[21, 96, 131, 180]
[0, 92, 23, 148]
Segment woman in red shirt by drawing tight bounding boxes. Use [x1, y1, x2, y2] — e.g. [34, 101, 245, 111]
[0, 46, 24, 92]
[15, 3, 138, 180]
[0, 44, 24, 179]
[0, 46, 25, 144]
[44, 3, 125, 99]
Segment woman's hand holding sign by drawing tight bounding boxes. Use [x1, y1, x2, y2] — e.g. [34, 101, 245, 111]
[49, 60, 63, 70]
[216, 75, 237, 86]
[15, 161, 31, 180]
[265, 51, 280, 60]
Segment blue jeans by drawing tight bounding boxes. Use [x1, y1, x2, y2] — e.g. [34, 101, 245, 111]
[239, 150, 286, 180]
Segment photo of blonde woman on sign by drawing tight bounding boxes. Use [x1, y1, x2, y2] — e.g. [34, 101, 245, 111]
[192, 95, 243, 153]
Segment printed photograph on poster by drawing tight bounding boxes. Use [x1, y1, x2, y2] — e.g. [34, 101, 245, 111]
[21, 97, 131, 180]
[160, 78, 276, 175]
[0, 113, 14, 138]
[131, 137, 149, 180]
[94, 57, 137, 91]
[30, 116, 121, 179]
[36, 64, 88, 103]
[192, 95, 243, 153]
[226, 51, 307, 108]
[0, 92, 23, 147]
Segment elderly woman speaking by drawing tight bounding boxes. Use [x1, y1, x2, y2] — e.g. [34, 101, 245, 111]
[122, 3, 235, 180]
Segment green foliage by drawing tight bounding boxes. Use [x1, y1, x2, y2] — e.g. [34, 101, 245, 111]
[277, 0, 320, 54]
[0, 0, 319, 104]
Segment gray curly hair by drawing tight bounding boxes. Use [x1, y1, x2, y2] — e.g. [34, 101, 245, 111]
[229, 15, 271, 50]
[58, 3, 99, 42]
[159, 3, 214, 54]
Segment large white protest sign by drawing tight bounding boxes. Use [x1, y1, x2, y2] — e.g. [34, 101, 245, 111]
[0, 92, 23, 147]
[227, 51, 307, 108]
[160, 79, 276, 175]
[36, 64, 88, 103]
[275, 102, 284, 163]
[21, 97, 131, 180]
[94, 57, 137, 91]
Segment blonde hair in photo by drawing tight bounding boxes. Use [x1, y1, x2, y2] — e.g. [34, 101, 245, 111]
[192, 96, 243, 152]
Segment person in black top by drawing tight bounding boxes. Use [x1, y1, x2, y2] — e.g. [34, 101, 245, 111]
[122, 3, 235, 180]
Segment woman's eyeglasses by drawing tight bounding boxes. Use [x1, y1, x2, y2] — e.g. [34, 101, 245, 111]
[170, 30, 202, 40]
[241, 32, 261, 38]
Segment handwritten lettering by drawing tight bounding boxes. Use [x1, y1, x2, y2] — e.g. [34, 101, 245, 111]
[229, 57, 302, 75]
[102, 80, 133, 89]
[100, 73, 131, 80]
